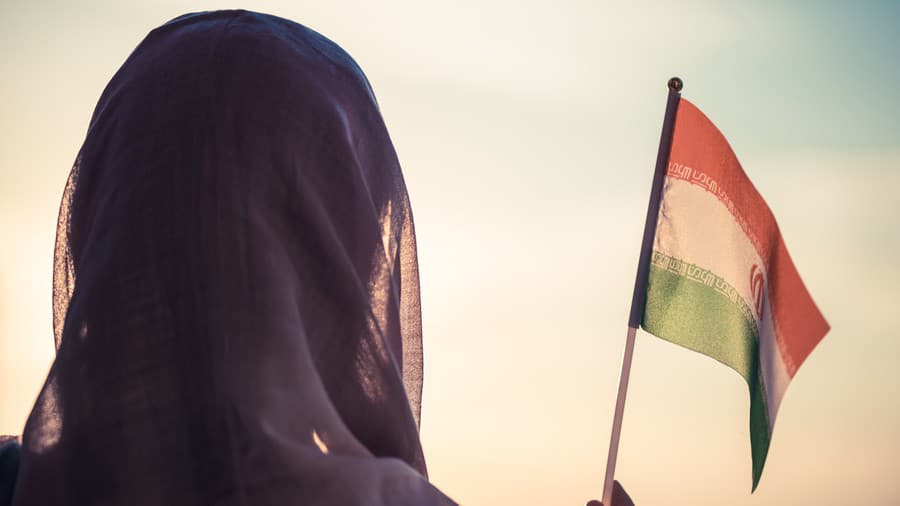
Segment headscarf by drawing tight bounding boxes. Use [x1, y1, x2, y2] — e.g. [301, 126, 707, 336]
[12, 10, 453, 505]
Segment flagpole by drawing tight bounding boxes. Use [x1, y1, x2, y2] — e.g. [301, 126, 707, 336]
[601, 77, 682, 506]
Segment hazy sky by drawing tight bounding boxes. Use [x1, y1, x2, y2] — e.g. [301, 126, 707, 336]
[1, 1, 899, 505]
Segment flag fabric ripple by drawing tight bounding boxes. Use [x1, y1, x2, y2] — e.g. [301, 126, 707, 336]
[642, 98, 830, 490]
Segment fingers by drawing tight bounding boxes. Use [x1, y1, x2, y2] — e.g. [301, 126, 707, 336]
[612, 480, 634, 506]
[585, 480, 634, 506]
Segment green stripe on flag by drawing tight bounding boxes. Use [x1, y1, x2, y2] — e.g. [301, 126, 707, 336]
[749, 372, 771, 491]
[643, 257, 771, 489]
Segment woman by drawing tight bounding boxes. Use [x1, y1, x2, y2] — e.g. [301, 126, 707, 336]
[3, 10, 633, 505]
[8, 10, 452, 505]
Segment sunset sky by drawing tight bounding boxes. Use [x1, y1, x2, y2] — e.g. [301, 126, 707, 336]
[1, 1, 899, 504]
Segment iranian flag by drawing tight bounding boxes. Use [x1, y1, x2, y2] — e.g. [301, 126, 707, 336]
[642, 98, 830, 489]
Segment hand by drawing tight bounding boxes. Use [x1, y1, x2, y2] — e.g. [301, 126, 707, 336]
[585, 480, 633, 506]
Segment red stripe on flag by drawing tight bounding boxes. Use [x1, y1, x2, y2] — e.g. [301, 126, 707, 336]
[667, 99, 829, 376]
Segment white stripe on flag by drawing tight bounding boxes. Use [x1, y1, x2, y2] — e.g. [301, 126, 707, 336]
[654, 177, 791, 431]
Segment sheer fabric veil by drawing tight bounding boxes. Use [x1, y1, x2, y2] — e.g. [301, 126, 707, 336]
[12, 10, 453, 505]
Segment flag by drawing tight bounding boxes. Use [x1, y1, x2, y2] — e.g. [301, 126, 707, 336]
[641, 98, 830, 490]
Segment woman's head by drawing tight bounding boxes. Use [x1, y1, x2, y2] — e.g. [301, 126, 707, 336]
[15, 11, 449, 505]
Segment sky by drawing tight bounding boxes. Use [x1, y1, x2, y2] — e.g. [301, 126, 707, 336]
[1, 1, 899, 504]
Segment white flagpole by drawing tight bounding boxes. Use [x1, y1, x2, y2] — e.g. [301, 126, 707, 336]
[601, 77, 683, 506]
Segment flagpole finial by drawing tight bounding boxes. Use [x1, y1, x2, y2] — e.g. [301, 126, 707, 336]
[668, 77, 683, 92]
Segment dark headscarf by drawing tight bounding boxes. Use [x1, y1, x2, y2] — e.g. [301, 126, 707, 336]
[12, 10, 453, 505]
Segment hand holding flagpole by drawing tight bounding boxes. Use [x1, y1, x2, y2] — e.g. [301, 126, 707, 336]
[600, 77, 683, 506]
